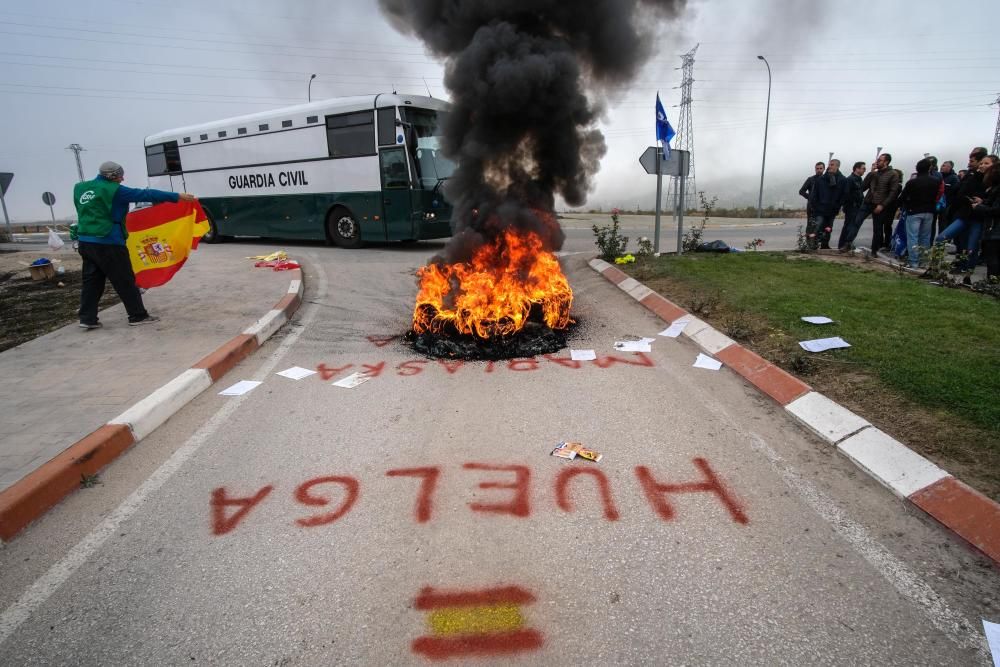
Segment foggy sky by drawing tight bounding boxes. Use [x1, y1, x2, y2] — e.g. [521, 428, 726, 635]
[1, 0, 998, 221]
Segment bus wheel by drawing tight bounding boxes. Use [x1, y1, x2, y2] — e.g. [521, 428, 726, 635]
[328, 207, 363, 249]
[202, 213, 225, 244]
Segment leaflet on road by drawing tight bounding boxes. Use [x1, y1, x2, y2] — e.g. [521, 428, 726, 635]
[659, 317, 691, 338]
[332, 372, 374, 389]
[570, 349, 597, 361]
[693, 353, 722, 371]
[614, 340, 652, 352]
[801, 316, 835, 325]
[983, 619, 1000, 665]
[276, 366, 317, 380]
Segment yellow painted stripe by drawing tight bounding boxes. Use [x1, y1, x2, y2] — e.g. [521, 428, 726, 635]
[427, 604, 524, 636]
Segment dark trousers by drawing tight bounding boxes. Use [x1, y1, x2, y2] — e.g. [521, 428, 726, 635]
[78, 242, 148, 324]
[983, 239, 1000, 280]
[840, 204, 859, 247]
[839, 202, 892, 252]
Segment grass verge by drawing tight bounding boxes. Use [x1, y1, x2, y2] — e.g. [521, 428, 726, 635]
[626, 251, 1000, 501]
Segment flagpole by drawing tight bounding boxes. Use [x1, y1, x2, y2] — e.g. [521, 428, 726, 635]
[654, 141, 663, 254]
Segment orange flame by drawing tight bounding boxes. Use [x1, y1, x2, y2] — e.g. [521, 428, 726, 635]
[413, 226, 573, 339]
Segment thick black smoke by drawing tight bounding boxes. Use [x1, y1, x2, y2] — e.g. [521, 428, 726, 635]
[379, 0, 687, 263]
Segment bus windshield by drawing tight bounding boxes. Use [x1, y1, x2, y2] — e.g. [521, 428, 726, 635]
[401, 108, 456, 190]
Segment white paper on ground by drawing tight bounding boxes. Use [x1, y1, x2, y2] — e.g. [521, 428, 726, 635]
[639, 337, 656, 344]
[219, 380, 262, 396]
[798, 336, 851, 353]
[801, 316, 835, 325]
[693, 353, 722, 370]
[658, 318, 691, 338]
[614, 341, 652, 353]
[984, 620, 1000, 665]
[570, 349, 597, 361]
[332, 372, 373, 389]
[276, 366, 317, 380]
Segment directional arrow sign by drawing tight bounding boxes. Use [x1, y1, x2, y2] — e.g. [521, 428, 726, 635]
[639, 148, 689, 177]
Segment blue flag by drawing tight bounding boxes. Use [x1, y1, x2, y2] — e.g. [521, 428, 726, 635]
[655, 93, 675, 159]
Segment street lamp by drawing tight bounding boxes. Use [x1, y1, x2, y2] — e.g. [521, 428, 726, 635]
[756, 55, 771, 219]
[308, 74, 317, 102]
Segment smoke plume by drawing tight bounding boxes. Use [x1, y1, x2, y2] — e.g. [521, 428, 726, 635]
[379, 0, 688, 263]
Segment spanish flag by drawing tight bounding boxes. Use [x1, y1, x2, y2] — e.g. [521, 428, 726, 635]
[125, 200, 210, 288]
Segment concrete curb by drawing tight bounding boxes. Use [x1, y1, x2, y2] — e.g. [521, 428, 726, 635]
[588, 257, 1000, 566]
[0, 268, 304, 542]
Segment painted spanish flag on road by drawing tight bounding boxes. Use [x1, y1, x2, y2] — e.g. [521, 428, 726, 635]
[125, 200, 210, 288]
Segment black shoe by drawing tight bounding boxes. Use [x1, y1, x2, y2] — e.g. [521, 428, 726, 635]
[962, 275, 972, 286]
[78, 321, 102, 330]
[128, 315, 160, 326]
[820, 244, 831, 250]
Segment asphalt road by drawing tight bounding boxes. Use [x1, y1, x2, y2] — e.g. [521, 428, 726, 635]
[0, 239, 995, 665]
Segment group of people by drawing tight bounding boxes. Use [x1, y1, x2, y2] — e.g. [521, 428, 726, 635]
[798, 147, 1000, 281]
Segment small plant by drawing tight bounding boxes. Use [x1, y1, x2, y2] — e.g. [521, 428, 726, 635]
[682, 192, 715, 253]
[592, 208, 629, 261]
[971, 276, 1000, 299]
[795, 225, 813, 253]
[744, 238, 765, 251]
[687, 291, 720, 316]
[80, 473, 102, 488]
[721, 310, 756, 341]
[636, 236, 654, 257]
[789, 354, 817, 376]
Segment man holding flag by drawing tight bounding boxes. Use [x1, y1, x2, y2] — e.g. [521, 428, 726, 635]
[656, 93, 676, 160]
[72, 161, 196, 329]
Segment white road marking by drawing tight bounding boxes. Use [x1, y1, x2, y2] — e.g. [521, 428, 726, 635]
[747, 432, 988, 660]
[0, 253, 327, 648]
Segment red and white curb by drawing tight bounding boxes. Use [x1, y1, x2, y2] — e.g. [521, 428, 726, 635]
[589, 257, 1000, 565]
[0, 270, 304, 543]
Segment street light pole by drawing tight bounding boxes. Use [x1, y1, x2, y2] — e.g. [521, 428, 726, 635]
[756, 55, 771, 219]
[308, 74, 317, 102]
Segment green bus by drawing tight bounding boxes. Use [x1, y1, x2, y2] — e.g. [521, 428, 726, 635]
[143, 94, 454, 247]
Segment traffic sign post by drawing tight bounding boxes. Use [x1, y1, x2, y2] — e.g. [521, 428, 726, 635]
[0, 172, 12, 238]
[639, 148, 689, 254]
[42, 191, 57, 224]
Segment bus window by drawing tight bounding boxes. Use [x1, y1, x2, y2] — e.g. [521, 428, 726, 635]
[401, 108, 456, 189]
[145, 141, 182, 177]
[326, 111, 375, 158]
[377, 107, 396, 146]
[380, 149, 409, 189]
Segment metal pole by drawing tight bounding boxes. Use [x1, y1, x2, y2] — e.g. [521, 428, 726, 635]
[653, 145, 663, 253]
[308, 74, 316, 102]
[756, 55, 771, 219]
[0, 188, 11, 238]
[676, 156, 687, 254]
[48, 204, 56, 224]
[66, 144, 85, 181]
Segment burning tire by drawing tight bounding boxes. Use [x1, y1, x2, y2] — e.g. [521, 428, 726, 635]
[328, 206, 363, 249]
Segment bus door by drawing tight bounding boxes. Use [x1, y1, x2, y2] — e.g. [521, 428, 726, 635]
[379, 147, 414, 240]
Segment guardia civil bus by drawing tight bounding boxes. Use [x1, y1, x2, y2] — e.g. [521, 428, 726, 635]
[143, 94, 454, 247]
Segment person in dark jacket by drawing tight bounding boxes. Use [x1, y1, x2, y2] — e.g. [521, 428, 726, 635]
[837, 161, 866, 250]
[799, 162, 825, 220]
[73, 161, 196, 329]
[807, 159, 848, 250]
[969, 155, 1000, 281]
[898, 159, 939, 268]
[936, 148, 989, 275]
[838, 153, 901, 255]
[933, 160, 960, 238]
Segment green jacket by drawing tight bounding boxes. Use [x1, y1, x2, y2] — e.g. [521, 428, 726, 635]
[73, 178, 123, 240]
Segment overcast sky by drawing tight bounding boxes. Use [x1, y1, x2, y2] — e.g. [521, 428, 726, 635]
[2, 0, 999, 221]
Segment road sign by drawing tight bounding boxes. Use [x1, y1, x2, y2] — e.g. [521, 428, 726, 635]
[42, 191, 57, 224]
[0, 172, 11, 236]
[639, 147, 690, 177]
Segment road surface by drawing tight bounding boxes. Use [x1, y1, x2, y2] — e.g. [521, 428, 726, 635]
[0, 240, 994, 665]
